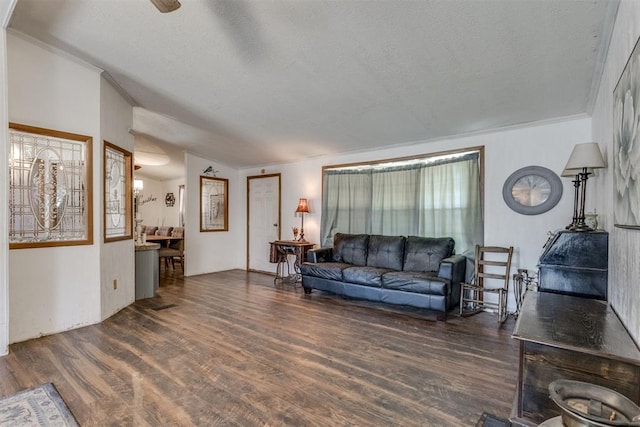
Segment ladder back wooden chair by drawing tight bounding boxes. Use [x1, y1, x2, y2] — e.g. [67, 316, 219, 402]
[460, 245, 514, 323]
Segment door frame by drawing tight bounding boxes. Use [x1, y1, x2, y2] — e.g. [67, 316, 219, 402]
[246, 173, 281, 272]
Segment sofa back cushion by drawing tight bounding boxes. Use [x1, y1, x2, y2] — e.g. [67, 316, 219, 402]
[403, 236, 455, 272]
[366, 235, 406, 270]
[332, 233, 369, 266]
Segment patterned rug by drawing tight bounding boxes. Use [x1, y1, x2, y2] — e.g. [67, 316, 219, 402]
[0, 383, 79, 427]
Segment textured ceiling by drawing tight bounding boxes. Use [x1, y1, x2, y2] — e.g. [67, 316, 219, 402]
[9, 0, 618, 180]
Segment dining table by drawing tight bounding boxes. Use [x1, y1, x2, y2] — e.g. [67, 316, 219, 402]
[145, 235, 183, 248]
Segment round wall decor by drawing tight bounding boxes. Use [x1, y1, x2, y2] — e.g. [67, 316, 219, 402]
[502, 166, 563, 215]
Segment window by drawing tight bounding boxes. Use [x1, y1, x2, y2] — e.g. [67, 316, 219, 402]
[104, 141, 133, 242]
[9, 123, 93, 249]
[321, 147, 483, 255]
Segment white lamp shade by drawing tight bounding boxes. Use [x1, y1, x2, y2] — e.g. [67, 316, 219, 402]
[563, 142, 606, 170]
[561, 167, 593, 177]
[134, 179, 144, 191]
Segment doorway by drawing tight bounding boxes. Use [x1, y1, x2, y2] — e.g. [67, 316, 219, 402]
[247, 174, 281, 273]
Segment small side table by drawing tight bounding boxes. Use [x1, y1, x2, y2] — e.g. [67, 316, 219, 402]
[270, 240, 315, 283]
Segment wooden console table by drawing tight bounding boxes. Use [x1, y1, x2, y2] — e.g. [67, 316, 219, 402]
[511, 292, 640, 426]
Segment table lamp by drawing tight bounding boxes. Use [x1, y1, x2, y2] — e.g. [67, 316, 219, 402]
[295, 198, 310, 242]
[561, 167, 584, 230]
[562, 143, 605, 231]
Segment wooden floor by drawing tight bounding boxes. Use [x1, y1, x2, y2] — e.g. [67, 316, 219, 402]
[0, 269, 520, 426]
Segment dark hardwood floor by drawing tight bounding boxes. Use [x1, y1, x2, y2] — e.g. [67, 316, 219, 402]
[0, 269, 519, 426]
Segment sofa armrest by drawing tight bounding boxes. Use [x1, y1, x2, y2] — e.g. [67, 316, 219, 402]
[306, 247, 333, 263]
[438, 254, 466, 306]
[437, 255, 466, 280]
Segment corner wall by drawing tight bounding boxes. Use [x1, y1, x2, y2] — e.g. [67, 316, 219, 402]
[7, 33, 102, 342]
[0, 0, 17, 355]
[100, 77, 135, 320]
[591, 0, 640, 344]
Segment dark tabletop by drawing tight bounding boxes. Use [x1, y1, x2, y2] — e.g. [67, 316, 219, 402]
[513, 291, 640, 364]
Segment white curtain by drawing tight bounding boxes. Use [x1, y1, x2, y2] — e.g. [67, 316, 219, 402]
[321, 172, 372, 246]
[320, 152, 483, 255]
[417, 156, 483, 255]
[371, 167, 421, 236]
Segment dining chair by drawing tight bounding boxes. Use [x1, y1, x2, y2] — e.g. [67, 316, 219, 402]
[142, 225, 158, 236]
[159, 227, 184, 271]
[156, 226, 174, 236]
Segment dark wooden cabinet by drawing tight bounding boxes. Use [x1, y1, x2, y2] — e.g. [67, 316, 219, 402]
[511, 292, 640, 426]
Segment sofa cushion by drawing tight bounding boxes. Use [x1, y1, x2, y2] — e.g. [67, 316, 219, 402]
[332, 233, 369, 266]
[403, 236, 455, 272]
[366, 235, 406, 270]
[342, 266, 391, 287]
[300, 262, 352, 281]
[382, 271, 448, 296]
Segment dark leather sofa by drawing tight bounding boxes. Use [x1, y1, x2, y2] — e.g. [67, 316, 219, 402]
[300, 233, 466, 317]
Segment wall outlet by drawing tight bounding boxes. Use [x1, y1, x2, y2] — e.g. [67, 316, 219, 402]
[113, 279, 118, 290]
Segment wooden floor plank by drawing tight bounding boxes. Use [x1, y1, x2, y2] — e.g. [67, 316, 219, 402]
[0, 269, 519, 426]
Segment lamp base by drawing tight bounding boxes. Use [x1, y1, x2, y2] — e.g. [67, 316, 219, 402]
[568, 222, 594, 232]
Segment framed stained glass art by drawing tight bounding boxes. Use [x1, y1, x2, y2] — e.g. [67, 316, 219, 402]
[104, 141, 133, 242]
[200, 175, 228, 232]
[9, 123, 93, 249]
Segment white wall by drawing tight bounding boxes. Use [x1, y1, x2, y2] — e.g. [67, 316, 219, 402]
[0, 0, 17, 356]
[184, 153, 243, 276]
[100, 76, 135, 320]
[161, 177, 184, 226]
[8, 33, 102, 343]
[591, 0, 640, 344]
[136, 175, 165, 226]
[136, 175, 184, 227]
[241, 117, 592, 309]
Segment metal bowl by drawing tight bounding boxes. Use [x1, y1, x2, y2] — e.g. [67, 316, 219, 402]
[549, 380, 640, 427]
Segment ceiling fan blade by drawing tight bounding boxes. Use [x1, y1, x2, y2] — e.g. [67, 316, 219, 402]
[149, 0, 181, 13]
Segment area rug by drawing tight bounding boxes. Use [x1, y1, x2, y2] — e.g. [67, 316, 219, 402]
[0, 383, 79, 427]
[475, 412, 511, 427]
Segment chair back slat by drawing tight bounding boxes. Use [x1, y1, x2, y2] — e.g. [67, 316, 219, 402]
[478, 260, 509, 267]
[474, 245, 514, 291]
[478, 272, 508, 280]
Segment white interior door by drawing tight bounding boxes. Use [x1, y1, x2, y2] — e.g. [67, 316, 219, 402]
[247, 174, 280, 273]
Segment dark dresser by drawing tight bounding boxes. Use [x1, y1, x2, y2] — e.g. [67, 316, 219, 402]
[538, 230, 608, 300]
